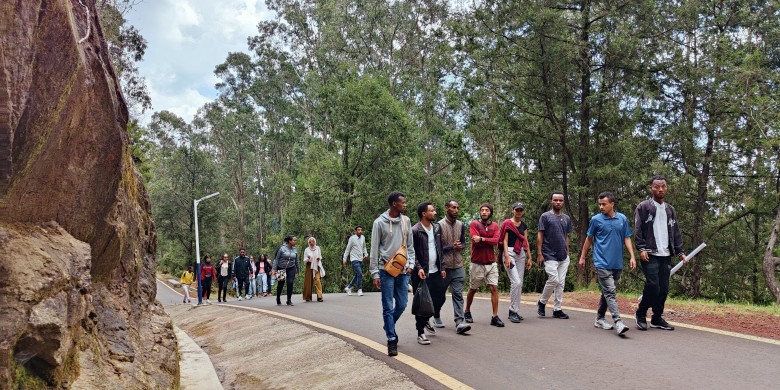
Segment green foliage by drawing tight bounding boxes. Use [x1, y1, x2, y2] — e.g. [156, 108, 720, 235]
[139, 0, 780, 304]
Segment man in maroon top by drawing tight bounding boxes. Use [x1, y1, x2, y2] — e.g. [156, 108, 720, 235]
[464, 203, 504, 327]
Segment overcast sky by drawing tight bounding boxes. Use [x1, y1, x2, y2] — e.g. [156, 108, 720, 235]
[126, 0, 273, 124]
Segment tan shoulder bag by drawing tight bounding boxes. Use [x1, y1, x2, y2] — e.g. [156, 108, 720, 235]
[384, 216, 408, 277]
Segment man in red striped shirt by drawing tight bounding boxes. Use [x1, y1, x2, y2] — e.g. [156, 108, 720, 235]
[464, 203, 504, 327]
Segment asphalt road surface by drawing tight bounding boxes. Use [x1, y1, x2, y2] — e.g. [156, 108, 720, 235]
[158, 282, 780, 389]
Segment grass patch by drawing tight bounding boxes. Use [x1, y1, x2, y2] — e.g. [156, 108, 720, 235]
[12, 360, 48, 390]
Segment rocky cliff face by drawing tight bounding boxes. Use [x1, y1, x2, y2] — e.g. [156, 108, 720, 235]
[0, 1, 177, 388]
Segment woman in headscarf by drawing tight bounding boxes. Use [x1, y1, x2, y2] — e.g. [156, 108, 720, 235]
[304, 236, 325, 302]
[273, 235, 299, 306]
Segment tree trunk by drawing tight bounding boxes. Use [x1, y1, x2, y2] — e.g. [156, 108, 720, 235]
[763, 204, 780, 304]
[575, 0, 592, 287]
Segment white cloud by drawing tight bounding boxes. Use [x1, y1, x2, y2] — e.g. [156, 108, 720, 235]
[126, 0, 273, 125]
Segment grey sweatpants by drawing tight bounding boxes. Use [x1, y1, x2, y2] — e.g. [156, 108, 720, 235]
[443, 267, 466, 325]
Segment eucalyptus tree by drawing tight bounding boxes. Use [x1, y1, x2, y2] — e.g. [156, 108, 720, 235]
[452, 0, 660, 285]
[146, 111, 220, 271]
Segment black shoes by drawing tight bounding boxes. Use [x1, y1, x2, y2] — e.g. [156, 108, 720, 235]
[508, 311, 523, 323]
[552, 310, 569, 319]
[424, 320, 436, 334]
[537, 301, 545, 317]
[286, 301, 294, 306]
[635, 311, 648, 330]
[387, 338, 398, 356]
[650, 318, 675, 330]
[277, 298, 282, 306]
[491, 316, 505, 327]
[464, 311, 474, 323]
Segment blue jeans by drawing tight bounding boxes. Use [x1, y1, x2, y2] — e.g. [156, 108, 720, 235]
[379, 270, 409, 341]
[347, 261, 363, 290]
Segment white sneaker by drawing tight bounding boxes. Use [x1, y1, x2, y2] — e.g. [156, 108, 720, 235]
[245, 295, 251, 300]
[433, 317, 445, 328]
[238, 296, 242, 301]
[345, 287, 353, 296]
[417, 334, 431, 345]
[615, 320, 629, 335]
[357, 289, 364, 296]
[206, 299, 211, 304]
[594, 317, 613, 330]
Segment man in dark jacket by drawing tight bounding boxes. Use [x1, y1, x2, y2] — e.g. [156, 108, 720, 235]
[411, 202, 446, 345]
[634, 176, 687, 331]
[232, 248, 253, 301]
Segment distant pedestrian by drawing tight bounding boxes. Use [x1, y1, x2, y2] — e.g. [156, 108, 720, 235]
[217, 254, 231, 303]
[179, 265, 195, 304]
[343, 226, 368, 296]
[634, 176, 686, 331]
[438, 200, 470, 334]
[499, 202, 533, 323]
[200, 256, 217, 304]
[536, 192, 573, 319]
[411, 202, 446, 345]
[370, 191, 416, 356]
[248, 255, 257, 298]
[232, 248, 252, 301]
[255, 254, 270, 297]
[274, 235, 300, 306]
[304, 236, 325, 302]
[465, 203, 504, 327]
[578, 192, 636, 335]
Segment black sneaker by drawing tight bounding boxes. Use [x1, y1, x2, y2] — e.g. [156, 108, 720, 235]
[635, 311, 648, 331]
[424, 320, 436, 334]
[464, 311, 474, 323]
[491, 316, 505, 327]
[552, 310, 569, 319]
[508, 311, 523, 323]
[387, 338, 398, 356]
[537, 301, 546, 317]
[650, 318, 675, 330]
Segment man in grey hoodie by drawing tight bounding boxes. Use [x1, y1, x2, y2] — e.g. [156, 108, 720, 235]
[370, 191, 416, 357]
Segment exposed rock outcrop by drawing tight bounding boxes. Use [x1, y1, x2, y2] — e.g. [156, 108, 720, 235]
[0, 0, 177, 388]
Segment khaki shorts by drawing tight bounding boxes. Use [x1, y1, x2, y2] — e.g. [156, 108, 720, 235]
[469, 262, 498, 289]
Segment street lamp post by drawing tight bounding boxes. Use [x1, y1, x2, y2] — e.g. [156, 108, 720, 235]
[194, 192, 219, 305]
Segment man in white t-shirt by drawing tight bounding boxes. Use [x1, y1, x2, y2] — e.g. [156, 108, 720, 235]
[634, 176, 687, 331]
[411, 202, 446, 345]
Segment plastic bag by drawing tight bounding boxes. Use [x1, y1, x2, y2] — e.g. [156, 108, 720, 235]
[411, 280, 435, 317]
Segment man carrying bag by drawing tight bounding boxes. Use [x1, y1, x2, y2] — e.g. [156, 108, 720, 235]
[410, 201, 446, 346]
[370, 191, 416, 356]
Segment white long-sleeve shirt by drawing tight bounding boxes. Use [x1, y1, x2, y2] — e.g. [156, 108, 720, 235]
[343, 234, 368, 263]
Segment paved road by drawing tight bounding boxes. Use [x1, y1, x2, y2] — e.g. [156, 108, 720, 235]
[158, 282, 780, 389]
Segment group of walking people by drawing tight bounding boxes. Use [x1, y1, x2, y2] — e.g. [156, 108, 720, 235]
[371, 175, 686, 357]
[180, 175, 686, 358]
[188, 234, 327, 306]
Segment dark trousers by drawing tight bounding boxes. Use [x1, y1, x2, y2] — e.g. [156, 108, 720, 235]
[638, 255, 671, 320]
[411, 271, 446, 335]
[218, 275, 230, 301]
[276, 268, 297, 303]
[237, 277, 249, 297]
[202, 278, 213, 299]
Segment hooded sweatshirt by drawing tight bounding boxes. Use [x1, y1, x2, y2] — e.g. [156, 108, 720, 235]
[370, 210, 416, 279]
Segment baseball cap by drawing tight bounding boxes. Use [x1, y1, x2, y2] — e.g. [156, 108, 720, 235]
[512, 202, 525, 210]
